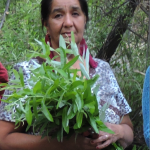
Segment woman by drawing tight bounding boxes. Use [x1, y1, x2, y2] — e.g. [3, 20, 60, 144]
[0, 62, 8, 100]
[0, 0, 133, 149]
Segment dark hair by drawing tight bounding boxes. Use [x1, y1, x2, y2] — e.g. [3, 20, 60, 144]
[41, 0, 89, 30]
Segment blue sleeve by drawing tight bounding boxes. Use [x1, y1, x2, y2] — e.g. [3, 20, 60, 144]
[142, 66, 150, 148]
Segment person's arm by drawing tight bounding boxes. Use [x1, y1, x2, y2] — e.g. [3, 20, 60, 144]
[117, 114, 133, 148]
[0, 63, 8, 99]
[0, 120, 98, 150]
[0, 63, 8, 83]
[89, 115, 133, 149]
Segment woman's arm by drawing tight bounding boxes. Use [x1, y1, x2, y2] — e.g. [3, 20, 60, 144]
[0, 120, 97, 150]
[117, 114, 133, 148]
[90, 115, 133, 149]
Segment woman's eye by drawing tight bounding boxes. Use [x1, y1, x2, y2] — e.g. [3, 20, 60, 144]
[72, 12, 79, 16]
[55, 14, 62, 18]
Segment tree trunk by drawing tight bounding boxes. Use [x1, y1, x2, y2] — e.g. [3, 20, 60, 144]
[96, 0, 139, 62]
[0, 0, 11, 30]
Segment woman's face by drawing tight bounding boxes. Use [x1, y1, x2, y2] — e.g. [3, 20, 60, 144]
[45, 0, 86, 49]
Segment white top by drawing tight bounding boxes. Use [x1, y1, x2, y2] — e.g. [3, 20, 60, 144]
[0, 58, 132, 131]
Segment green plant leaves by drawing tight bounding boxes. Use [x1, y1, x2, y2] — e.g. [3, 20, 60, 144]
[59, 35, 66, 49]
[76, 111, 83, 128]
[41, 100, 54, 122]
[88, 113, 99, 133]
[2, 33, 115, 146]
[60, 48, 66, 68]
[19, 67, 24, 87]
[80, 63, 90, 79]
[63, 55, 79, 70]
[62, 106, 69, 133]
[25, 100, 32, 125]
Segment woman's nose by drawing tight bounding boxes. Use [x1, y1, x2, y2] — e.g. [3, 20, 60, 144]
[63, 14, 73, 28]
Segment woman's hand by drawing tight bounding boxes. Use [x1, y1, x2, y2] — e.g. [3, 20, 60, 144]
[66, 134, 97, 150]
[90, 123, 122, 149]
[89, 115, 134, 149]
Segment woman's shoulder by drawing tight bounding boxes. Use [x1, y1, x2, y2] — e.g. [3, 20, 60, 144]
[92, 58, 112, 74]
[93, 58, 107, 63]
[93, 58, 110, 67]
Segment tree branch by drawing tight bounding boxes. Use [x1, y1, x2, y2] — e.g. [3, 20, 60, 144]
[140, 4, 149, 16]
[96, 0, 139, 62]
[0, 0, 11, 30]
[96, 0, 130, 23]
[128, 27, 147, 42]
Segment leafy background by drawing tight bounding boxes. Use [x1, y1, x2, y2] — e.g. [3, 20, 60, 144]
[0, 0, 149, 149]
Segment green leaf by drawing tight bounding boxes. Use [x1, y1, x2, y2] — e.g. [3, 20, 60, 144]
[39, 64, 45, 75]
[99, 103, 110, 122]
[82, 48, 85, 61]
[75, 92, 83, 111]
[56, 91, 65, 109]
[83, 86, 91, 100]
[63, 55, 79, 70]
[76, 112, 83, 128]
[33, 80, 41, 93]
[35, 39, 42, 46]
[62, 106, 69, 133]
[59, 35, 66, 49]
[73, 103, 78, 114]
[67, 106, 75, 119]
[19, 100, 26, 113]
[19, 67, 24, 87]
[85, 48, 90, 74]
[88, 113, 99, 133]
[71, 80, 84, 90]
[73, 123, 78, 129]
[71, 31, 75, 43]
[41, 100, 54, 122]
[98, 123, 114, 134]
[25, 100, 32, 126]
[71, 42, 83, 63]
[43, 79, 59, 102]
[72, 69, 78, 82]
[79, 63, 90, 79]
[93, 84, 100, 96]
[84, 102, 95, 114]
[112, 143, 124, 150]
[132, 145, 136, 150]
[57, 126, 63, 142]
[33, 97, 38, 119]
[13, 69, 19, 79]
[51, 60, 61, 67]
[86, 74, 99, 87]
[55, 68, 68, 78]
[60, 47, 66, 67]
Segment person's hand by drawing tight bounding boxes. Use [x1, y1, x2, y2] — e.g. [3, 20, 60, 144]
[66, 133, 96, 150]
[77, 135, 97, 150]
[83, 128, 99, 139]
[90, 123, 123, 149]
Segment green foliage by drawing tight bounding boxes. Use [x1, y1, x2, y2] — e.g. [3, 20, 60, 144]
[0, 0, 43, 74]
[1, 34, 117, 146]
[0, 0, 149, 149]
